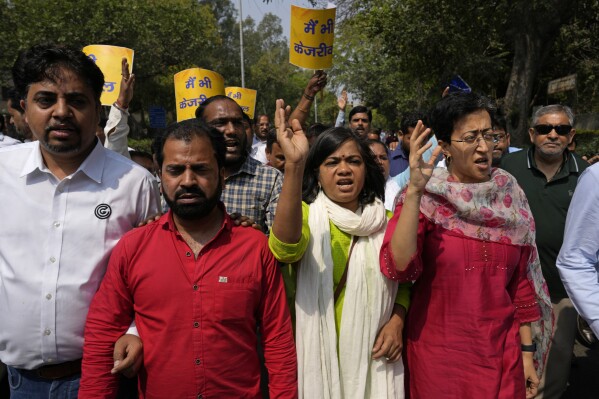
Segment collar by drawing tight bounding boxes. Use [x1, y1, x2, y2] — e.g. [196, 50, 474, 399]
[390, 145, 408, 160]
[526, 147, 581, 176]
[20, 139, 105, 182]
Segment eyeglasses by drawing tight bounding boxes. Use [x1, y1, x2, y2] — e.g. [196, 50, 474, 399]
[534, 124, 572, 136]
[451, 129, 498, 146]
[493, 132, 507, 142]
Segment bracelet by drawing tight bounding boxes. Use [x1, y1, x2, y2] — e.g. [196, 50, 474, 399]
[303, 92, 314, 101]
[521, 343, 536, 352]
[113, 101, 129, 111]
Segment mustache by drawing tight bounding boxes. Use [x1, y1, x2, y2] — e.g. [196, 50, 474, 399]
[174, 186, 206, 200]
[45, 123, 79, 134]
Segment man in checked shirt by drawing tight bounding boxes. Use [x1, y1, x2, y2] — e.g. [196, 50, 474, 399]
[196, 95, 282, 234]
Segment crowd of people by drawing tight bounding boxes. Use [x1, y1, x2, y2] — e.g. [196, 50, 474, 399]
[1, 42, 598, 399]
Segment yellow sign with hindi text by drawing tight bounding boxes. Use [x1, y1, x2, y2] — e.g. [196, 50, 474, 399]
[289, 5, 336, 69]
[82, 45, 134, 106]
[174, 68, 225, 122]
[225, 87, 257, 119]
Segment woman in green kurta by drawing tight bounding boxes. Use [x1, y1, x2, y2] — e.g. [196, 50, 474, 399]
[269, 100, 407, 399]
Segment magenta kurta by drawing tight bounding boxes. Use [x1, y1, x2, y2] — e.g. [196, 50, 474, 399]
[381, 205, 540, 399]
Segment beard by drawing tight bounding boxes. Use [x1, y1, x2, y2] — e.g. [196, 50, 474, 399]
[40, 124, 83, 154]
[163, 183, 222, 220]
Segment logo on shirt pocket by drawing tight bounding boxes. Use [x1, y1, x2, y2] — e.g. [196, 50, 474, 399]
[94, 204, 112, 219]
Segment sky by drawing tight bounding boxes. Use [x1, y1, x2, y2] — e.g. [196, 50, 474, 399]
[234, 0, 329, 39]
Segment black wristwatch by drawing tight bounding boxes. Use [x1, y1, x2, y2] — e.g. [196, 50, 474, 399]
[521, 343, 537, 352]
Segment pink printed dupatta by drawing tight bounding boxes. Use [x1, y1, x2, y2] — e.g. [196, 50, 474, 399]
[398, 167, 553, 376]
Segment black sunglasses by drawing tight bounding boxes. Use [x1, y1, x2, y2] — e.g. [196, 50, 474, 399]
[534, 124, 572, 136]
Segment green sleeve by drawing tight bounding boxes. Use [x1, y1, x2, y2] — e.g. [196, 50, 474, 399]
[386, 209, 411, 310]
[268, 202, 311, 263]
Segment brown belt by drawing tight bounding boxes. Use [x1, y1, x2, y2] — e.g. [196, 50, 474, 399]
[19, 359, 81, 380]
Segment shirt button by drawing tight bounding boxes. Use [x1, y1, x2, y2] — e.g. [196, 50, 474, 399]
[186, 251, 191, 257]
[193, 285, 198, 291]
[49, 257, 56, 263]
[53, 221, 60, 228]
[47, 358, 53, 363]
[44, 329, 51, 336]
[193, 321, 199, 328]
[195, 358, 201, 365]
[46, 294, 52, 300]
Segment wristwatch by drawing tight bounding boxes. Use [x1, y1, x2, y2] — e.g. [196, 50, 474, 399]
[521, 343, 537, 352]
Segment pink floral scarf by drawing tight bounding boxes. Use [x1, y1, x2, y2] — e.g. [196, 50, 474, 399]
[399, 167, 553, 376]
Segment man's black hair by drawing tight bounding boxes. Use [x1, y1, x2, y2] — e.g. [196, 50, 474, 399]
[266, 128, 278, 151]
[129, 150, 154, 163]
[400, 111, 428, 134]
[306, 123, 329, 140]
[156, 119, 226, 170]
[303, 127, 384, 205]
[429, 92, 495, 143]
[7, 88, 24, 113]
[242, 112, 253, 126]
[12, 43, 104, 103]
[195, 95, 241, 120]
[492, 107, 508, 132]
[348, 105, 372, 123]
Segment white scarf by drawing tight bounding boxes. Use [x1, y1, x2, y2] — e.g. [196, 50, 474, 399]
[296, 192, 404, 399]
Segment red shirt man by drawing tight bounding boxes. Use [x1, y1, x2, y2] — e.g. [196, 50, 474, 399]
[80, 119, 297, 399]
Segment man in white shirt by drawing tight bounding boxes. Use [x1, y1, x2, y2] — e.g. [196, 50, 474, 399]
[0, 43, 160, 399]
[250, 113, 270, 164]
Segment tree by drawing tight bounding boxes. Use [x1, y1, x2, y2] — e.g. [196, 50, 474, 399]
[332, 0, 599, 142]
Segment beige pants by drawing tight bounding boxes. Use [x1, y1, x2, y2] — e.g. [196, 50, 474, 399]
[535, 297, 578, 399]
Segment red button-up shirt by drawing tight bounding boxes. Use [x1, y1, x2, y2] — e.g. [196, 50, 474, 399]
[80, 210, 297, 399]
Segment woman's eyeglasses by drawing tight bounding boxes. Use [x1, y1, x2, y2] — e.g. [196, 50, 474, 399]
[452, 129, 499, 145]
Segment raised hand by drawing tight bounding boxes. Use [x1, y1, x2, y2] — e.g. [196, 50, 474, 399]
[338, 89, 348, 111]
[408, 120, 441, 192]
[117, 57, 135, 109]
[275, 99, 308, 166]
[305, 70, 328, 97]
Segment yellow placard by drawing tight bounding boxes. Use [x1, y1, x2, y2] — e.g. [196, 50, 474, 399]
[174, 68, 225, 122]
[82, 45, 134, 106]
[225, 87, 257, 119]
[289, 5, 336, 69]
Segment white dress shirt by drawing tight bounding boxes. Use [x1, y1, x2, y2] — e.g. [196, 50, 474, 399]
[104, 104, 130, 159]
[384, 177, 401, 212]
[0, 140, 160, 369]
[557, 164, 599, 336]
[250, 138, 268, 164]
[0, 132, 22, 148]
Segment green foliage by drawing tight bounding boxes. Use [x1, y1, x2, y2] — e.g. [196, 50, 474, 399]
[575, 130, 599, 157]
[128, 138, 154, 153]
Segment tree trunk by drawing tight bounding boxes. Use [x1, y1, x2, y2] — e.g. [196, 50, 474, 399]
[502, 0, 578, 147]
[503, 33, 544, 147]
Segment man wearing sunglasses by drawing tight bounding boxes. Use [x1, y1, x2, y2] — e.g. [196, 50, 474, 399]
[501, 104, 587, 399]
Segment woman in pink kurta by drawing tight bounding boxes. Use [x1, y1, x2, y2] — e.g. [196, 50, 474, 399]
[380, 93, 553, 399]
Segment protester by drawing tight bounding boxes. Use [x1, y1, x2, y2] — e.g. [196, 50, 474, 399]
[557, 163, 599, 339]
[6, 88, 33, 142]
[102, 57, 135, 158]
[269, 100, 407, 398]
[80, 119, 297, 398]
[196, 95, 282, 233]
[305, 122, 328, 146]
[250, 113, 268, 163]
[129, 150, 156, 175]
[389, 111, 428, 177]
[0, 43, 160, 399]
[265, 128, 285, 172]
[490, 107, 520, 166]
[0, 114, 21, 148]
[335, 89, 372, 138]
[380, 92, 552, 399]
[368, 139, 401, 211]
[501, 104, 588, 399]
